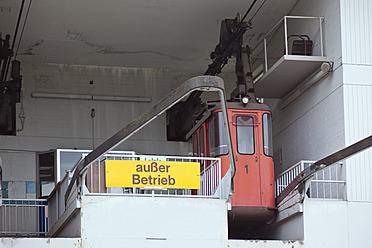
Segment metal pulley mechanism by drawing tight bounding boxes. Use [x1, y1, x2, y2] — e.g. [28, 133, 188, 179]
[167, 1, 260, 141]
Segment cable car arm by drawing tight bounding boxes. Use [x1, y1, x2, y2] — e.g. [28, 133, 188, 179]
[64, 76, 236, 204]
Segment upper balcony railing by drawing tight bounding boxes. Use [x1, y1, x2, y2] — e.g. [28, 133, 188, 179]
[252, 16, 325, 74]
[251, 16, 327, 98]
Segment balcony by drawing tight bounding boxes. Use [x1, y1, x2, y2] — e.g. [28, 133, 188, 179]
[251, 16, 328, 98]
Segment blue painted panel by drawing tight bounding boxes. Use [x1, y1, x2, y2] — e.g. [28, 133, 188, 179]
[1, 181, 8, 198]
[26, 181, 36, 194]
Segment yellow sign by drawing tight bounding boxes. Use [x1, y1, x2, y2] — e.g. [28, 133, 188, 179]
[105, 160, 200, 189]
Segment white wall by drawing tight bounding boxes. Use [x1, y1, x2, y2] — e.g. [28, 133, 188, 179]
[0, 238, 81, 248]
[343, 76, 372, 201]
[8, 62, 189, 153]
[228, 240, 304, 248]
[256, 213, 304, 241]
[303, 199, 348, 248]
[303, 199, 372, 248]
[340, 0, 372, 65]
[340, 0, 372, 202]
[269, 0, 344, 172]
[80, 195, 227, 248]
[347, 201, 372, 247]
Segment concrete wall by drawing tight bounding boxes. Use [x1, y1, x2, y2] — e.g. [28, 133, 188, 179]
[228, 240, 304, 248]
[0, 238, 80, 248]
[268, 0, 372, 203]
[303, 198, 372, 248]
[80, 195, 227, 248]
[269, 0, 345, 172]
[303, 199, 348, 248]
[0, 151, 36, 198]
[255, 213, 304, 241]
[0, 63, 191, 198]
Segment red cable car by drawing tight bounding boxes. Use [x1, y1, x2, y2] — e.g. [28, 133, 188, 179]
[190, 101, 276, 233]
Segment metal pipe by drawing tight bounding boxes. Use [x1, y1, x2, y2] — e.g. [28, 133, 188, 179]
[31, 92, 151, 103]
[319, 17, 324, 56]
[285, 16, 325, 19]
[264, 38, 268, 72]
[284, 16, 288, 55]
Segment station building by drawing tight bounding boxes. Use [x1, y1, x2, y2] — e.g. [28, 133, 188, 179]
[0, 0, 371, 247]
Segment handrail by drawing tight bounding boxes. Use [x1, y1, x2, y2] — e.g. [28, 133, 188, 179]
[65, 76, 236, 204]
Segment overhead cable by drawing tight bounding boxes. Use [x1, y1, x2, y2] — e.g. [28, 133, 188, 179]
[4, 0, 25, 81]
[249, 0, 267, 22]
[15, 0, 33, 59]
[241, 0, 258, 22]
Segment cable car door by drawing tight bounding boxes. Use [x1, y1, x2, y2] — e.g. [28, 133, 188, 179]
[231, 113, 262, 207]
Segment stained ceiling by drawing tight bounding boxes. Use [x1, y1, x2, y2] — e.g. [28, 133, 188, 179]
[1, 0, 298, 77]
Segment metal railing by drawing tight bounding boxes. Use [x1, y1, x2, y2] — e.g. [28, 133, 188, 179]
[275, 160, 346, 200]
[0, 199, 48, 236]
[81, 154, 222, 197]
[309, 162, 345, 199]
[251, 16, 325, 74]
[275, 160, 315, 196]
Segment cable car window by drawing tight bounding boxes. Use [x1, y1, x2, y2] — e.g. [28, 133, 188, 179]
[199, 126, 205, 157]
[262, 113, 273, 157]
[208, 112, 228, 157]
[236, 116, 255, 155]
[192, 133, 198, 156]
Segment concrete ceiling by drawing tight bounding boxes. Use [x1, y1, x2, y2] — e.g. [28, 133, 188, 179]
[1, 0, 298, 76]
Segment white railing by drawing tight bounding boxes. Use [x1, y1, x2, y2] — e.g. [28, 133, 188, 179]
[80, 154, 222, 198]
[275, 160, 346, 200]
[275, 160, 315, 197]
[0, 199, 48, 236]
[251, 16, 324, 75]
[199, 159, 221, 196]
[309, 162, 345, 199]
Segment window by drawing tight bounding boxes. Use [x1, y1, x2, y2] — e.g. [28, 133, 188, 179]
[236, 116, 255, 155]
[192, 133, 198, 156]
[208, 112, 228, 157]
[262, 113, 273, 157]
[199, 126, 205, 157]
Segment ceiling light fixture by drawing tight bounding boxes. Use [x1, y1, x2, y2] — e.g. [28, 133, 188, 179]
[31, 92, 151, 103]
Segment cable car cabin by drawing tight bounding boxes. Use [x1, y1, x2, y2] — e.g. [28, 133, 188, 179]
[189, 101, 276, 230]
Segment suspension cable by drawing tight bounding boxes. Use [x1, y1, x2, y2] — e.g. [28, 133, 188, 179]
[241, 0, 258, 22]
[4, 0, 25, 81]
[15, 0, 33, 59]
[249, 0, 267, 22]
